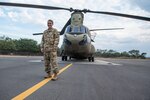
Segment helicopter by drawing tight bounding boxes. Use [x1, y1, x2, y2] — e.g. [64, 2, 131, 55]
[0, 2, 150, 62]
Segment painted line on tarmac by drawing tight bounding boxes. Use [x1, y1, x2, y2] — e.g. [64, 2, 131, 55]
[29, 60, 42, 62]
[11, 63, 73, 100]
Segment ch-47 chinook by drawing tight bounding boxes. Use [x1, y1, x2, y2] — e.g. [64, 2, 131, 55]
[0, 2, 150, 62]
[59, 12, 124, 62]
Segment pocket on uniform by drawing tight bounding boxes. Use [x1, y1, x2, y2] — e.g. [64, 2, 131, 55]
[50, 39, 54, 45]
[52, 52, 57, 58]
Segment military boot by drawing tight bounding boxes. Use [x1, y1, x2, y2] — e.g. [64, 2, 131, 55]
[52, 70, 59, 81]
[52, 73, 58, 81]
[44, 72, 52, 79]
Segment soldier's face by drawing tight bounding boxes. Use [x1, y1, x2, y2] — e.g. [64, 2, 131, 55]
[47, 21, 53, 29]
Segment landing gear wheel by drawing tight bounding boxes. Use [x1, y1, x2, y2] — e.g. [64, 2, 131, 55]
[62, 56, 67, 61]
[88, 57, 94, 62]
[69, 56, 72, 60]
[65, 56, 67, 61]
[91, 57, 94, 62]
[62, 56, 64, 61]
[88, 57, 91, 62]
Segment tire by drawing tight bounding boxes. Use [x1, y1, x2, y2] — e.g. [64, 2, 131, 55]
[91, 57, 94, 62]
[88, 57, 91, 62]
[65, 56, 67, 61]
[62, 56, 64, 61]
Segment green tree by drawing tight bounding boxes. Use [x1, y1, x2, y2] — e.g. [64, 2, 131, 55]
[140, 52, 147, 59]
[128, 50, 140, 58]
[0, 37, 16, 52]
[121, 51, 130, 57]
[14, 38, 39, 52]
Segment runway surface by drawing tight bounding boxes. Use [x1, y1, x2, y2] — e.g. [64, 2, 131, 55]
[0, 56, 150, 100]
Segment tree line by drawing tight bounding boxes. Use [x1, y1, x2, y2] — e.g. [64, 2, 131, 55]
[95, 49, 147, 59]
[0, 36, 41, 55]
[0, 36, 147, 58]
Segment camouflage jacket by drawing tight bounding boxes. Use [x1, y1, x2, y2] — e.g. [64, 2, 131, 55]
[41, 28, 59, 52]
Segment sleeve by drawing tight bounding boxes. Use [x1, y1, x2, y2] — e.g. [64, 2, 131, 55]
[53, 29, 60, 49]
[40, 32, 45, 50]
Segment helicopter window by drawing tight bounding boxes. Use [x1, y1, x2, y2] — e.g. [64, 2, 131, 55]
[65, 26, 80, 33]
[65, 26, 88, 33]
[65, 26, 72, 33]
[73, 27, 80, 32]
[80, 26, 88, 33]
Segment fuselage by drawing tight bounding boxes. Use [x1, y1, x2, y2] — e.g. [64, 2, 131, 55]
[61, 25, 95, 58]
[61, 12, 95, 60]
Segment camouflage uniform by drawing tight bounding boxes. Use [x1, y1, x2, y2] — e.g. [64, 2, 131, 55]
[41, 28, 59, 75]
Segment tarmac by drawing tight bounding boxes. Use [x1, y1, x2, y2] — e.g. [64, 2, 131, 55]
[0, 56, 150, 100]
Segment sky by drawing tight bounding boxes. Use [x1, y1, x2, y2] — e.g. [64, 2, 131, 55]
[0, 0, 150, 57]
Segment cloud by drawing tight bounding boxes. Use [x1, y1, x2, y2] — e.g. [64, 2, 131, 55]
[129, 0, 150, 12]
[0, 0, 150, 56]
[0, 8, 5, 17]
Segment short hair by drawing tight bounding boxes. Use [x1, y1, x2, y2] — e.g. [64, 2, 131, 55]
[47, 19, 53, 24]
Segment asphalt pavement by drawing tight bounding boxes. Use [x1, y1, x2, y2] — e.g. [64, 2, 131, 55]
[0, 56, 150, 100]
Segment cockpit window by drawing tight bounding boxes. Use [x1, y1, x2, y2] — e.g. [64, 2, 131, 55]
[65, 26, 71, 33]
[80, 26, 87, 33]
[65, 25, 88, 33]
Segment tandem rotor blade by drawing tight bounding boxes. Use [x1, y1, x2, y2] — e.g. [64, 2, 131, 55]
[0, 2, 70, 11]
[0, 2, 150, 22]
[33, 33, 43, 35]
[85, 10, 150, 22]
[90, 28, 124, 31]
[33, 31, 61, 35]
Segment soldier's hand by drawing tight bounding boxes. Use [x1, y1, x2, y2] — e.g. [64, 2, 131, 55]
[41, 48, 44, 53]
[53, 47, 57, 52]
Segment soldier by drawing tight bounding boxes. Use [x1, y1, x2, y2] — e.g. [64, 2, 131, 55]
[41, 19, 59, 80]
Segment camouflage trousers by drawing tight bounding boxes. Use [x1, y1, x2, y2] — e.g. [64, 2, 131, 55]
[44, 51, 59, 75]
